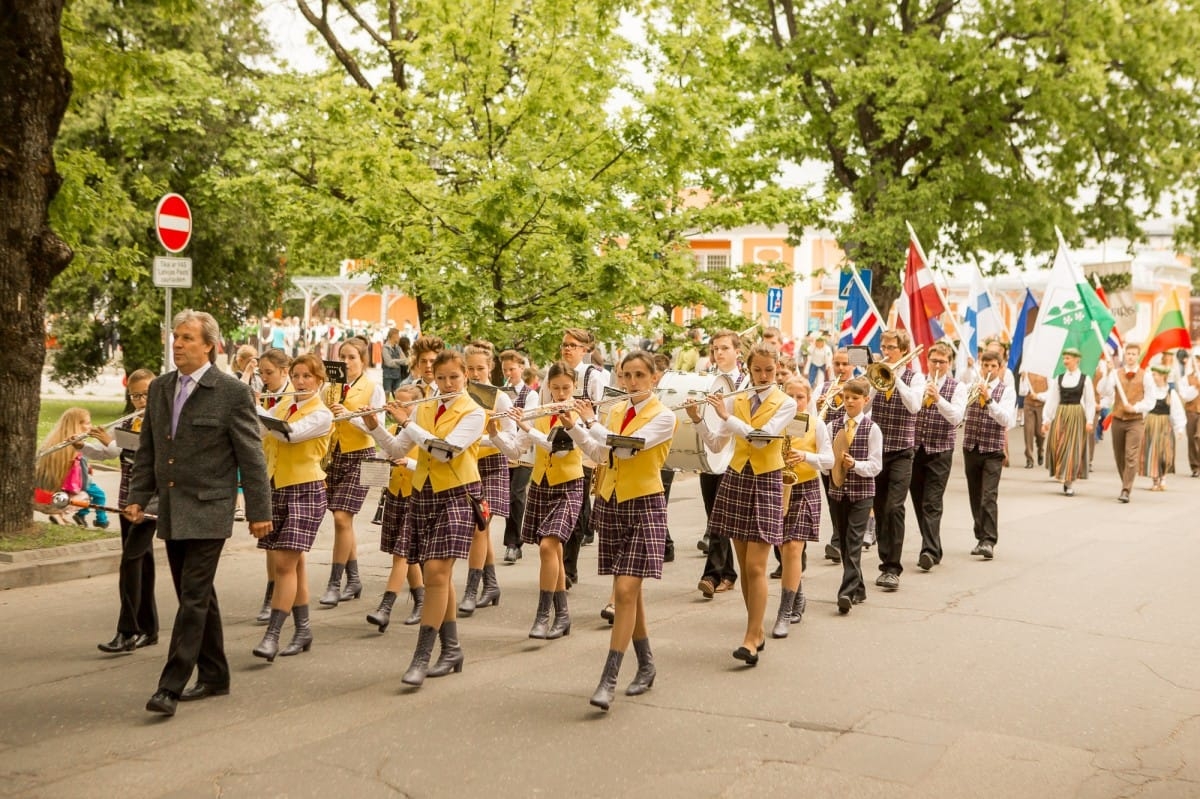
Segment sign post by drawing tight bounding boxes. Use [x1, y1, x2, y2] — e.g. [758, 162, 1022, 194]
[153, 194, 193, 372]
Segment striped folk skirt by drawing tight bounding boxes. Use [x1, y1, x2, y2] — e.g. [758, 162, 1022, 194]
[520, 477, 584, 545]
[380, 491, 415, 559]
[260, 480, 326, 552]
[1141, 414, 1175, 480]
[405, 481, 482, 562]
[478, 453, 511, 519]
[782, 477, 821, 543]
[326, 445, 372, 514]
[1046, 404, 1089, 483]
[593, 493, 668, 579]
[707, 465, 784, 546]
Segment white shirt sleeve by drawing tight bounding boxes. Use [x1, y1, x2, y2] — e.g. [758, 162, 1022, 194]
[1132, 372, 1158, 415]
[80, 440, 121, 460]
[1081, 376, 1097, 424]
[894, 370, 926, 414]
[797, 417, 834, 472]
[986, 382, 1018, 430]
[480, 391, 516, 448]
[272, 406, 333, 443]
[937, 381, 968, 427]
[1043, 377, 1061, 423]
[1169, 391, 1188, 433]
[567, 404, 675, 462]
[850, 422, 883, 478]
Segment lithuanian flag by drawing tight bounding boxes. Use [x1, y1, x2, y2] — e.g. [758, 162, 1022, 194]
[1140, 290, 1193, 368]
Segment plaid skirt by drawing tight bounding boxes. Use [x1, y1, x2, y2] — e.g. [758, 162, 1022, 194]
[326, 445, 372, 513]
[380, 491, 415, 559]
[521, 477, 584, 545]
[707, 466, 784, 546]
[594, 493, 668, 579]
[1046, 404, 1089, 482]
[782, 477, 821, 543]
[260, 481, 326, 552]
[1141, 413, 1175, 479]
[478, 453, 511, 518]
[405, 481, 481, 563]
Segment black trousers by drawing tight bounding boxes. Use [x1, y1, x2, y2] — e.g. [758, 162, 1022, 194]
[158, 539, 229, 695]
[873, 448, 914, 576]
[660, 469, 675, 547]
[116, 516, 159, 636]
[831, 497, 873, 600]
[963, 448, 1004, 545]
[504, 465, 532, 549]
[909, 447, 953, 565]
[562, 466, 593, 583]
[698, 471, 737, 585]
[820, 472, 841, 549]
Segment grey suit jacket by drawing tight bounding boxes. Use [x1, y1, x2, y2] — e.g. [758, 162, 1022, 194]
[128, 366, 271, 540]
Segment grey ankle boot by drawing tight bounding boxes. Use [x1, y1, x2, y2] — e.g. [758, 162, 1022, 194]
[457, 569, 483, 617]
[319, 563, 345, 607]
[427, 622, 464, 677]
[401, 625, 439, 687]
[256, 581, 274, 624]
[367, 591, 398, 632]
[589, 650, 624, 711]
[625, 638, 656, 696]
[772, 588, 797, 639]
[253, 609, 289, 662]
[340, 559, 362, 601]
[404, 587, 425, 625]
[528, 590, 553, 639]
[476, 564, 501, 608]
[546, 590, 571, 639]
[789, 587, 806, 624]
[280, 605, 312, 656]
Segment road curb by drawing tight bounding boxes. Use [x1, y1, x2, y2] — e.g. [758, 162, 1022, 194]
[0, 539, 122, 591]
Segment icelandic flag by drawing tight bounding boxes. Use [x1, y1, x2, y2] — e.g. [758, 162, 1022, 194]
[839, 268, 884, 353]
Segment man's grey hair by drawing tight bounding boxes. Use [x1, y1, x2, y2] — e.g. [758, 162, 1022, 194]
[173, 309, 222, 365]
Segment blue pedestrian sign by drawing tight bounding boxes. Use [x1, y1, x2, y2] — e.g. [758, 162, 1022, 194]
[838, 268, 872, 298]
[766, 287, 783, 315]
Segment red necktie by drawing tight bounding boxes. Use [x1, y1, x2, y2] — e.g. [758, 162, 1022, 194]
[286, 403, 298, 418]
[621, 406, 636, 432]
[549, 414, 559, 428]
[1126, 372, 1136, 379]
[267, 396, 277, 409]
[435, 403, 447, 423]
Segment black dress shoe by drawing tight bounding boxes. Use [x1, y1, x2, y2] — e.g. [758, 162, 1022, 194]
[837, 594, 852, 615]
[917, 552, 935, 571]
[97, 633, 137, 654]
[1037, 454, 1044, 466]
[1025, 458, 1034, 469]
[133, 633, 158, 649]
[145, 689, 178, 716]
[180, 683, 230, 702]
[769, 564, 783, 579]
[1118, 490, 1130, 504]
[979, 542, 994, 560]
[970, 543, 984, 556]
[732, 645, 759, 666]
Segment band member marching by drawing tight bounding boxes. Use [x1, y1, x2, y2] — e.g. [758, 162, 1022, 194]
[961, 351, 1017, 559]
[252, 353, 333, 661]
[323, 337, 386, 607]
[910, 342, 966, 572]
[568, 351, 676, 712]
[816, 349, 855, 563]
[251, 348, 292, 623]
[499, 349, 540, 564]
[772, 378, 833, 638]
[1040, 347, 1095, 496]
[827, 378, 883, 614]
[692, 344, 797, 665]
[363, 350, 485, 688]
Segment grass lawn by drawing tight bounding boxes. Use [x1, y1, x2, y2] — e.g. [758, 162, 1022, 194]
[38, 397, 129, 445]
[0, 520, 118, 553]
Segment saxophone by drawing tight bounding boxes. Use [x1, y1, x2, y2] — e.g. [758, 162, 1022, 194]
[781, 435, 799, 513]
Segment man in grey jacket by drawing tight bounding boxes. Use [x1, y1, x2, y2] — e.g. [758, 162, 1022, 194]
[126, 310, 272, 717]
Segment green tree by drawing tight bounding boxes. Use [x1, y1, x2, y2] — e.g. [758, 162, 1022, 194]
[48, 0, 285, 385]
[692, 0, 1200, 314]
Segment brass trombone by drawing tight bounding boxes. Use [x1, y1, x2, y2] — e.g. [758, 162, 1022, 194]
[817, 377, 844, 420]
[865, 346, 925, 400]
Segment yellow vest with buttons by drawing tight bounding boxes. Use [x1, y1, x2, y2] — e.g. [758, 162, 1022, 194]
[789, 418, 820, 483]
[596, 396, 675, 503]
[331, 378, 377, 453]
[476, 388, 501, 459]
[412, 393, 481, 492]
[729, 388, 786, 474]
[387, 441, 418, 498]
[531, 414, 584, 486]
[268, 397, 331, 488]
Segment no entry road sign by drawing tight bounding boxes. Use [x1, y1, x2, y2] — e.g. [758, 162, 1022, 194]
[155, 193, 192, 253]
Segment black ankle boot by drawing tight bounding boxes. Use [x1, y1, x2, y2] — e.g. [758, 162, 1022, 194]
[401, 625, 439, 687]
[367, 591, 398, 632]
[625, 638, 656, 696]
[457, 569, 483, 617]
[280, 605, 312, 656]
[256, 581, 274, 624]
[319, 563, 345, 607]
[404, 587, 425, 625]
[253, 609, 289, 662]
[546, 590, 571, 639]
[340, 559, 362, 601]
[772, 588, 797, 639]
[528, 590, 553, 639]
[477, 564, 501, 608]
[589, 650, 624, 711]
[427, 621, 464, 677]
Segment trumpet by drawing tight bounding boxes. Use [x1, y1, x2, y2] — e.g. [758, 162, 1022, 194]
[670, 384, 775, 412]
[966, 380, 991, 407]
[818, 377, 844, 420]
[36, 409, 146, 458]
[865, 346, 925, 400]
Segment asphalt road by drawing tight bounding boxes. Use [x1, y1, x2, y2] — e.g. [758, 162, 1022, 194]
[2, 427, 1198, 798]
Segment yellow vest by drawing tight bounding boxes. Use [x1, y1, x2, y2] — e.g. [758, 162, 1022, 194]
[531, 414, 584, 486]
[596, 396, 675, 502]
[268, 397, 331, 488]
[729, 388, 787, 474]
[331, 377, 377, 453]
[412, 393, 481, 492]
[476, 387, 501, 459]
[789, 418, 820, 483]
[387, 442, 418, 498]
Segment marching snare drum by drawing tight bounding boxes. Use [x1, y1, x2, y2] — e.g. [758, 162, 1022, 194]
[657, 371, 735, 473]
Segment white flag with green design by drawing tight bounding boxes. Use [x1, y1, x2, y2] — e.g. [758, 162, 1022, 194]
[1020, 232, 1116, 378]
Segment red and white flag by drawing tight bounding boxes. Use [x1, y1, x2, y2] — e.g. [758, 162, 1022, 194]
[895, 232, 945, 371]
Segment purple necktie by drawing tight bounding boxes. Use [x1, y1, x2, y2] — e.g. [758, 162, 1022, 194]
[171, 374, 192, 436]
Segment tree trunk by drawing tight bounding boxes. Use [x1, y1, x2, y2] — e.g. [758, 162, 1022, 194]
[0, 0, 74, 535]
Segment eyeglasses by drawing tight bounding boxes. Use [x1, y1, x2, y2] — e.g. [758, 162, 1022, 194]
[927, 359, 949, 365]
[560, 342, 585, 350]
[880, 344, 900, 351]
[129, 393, 148, 401]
